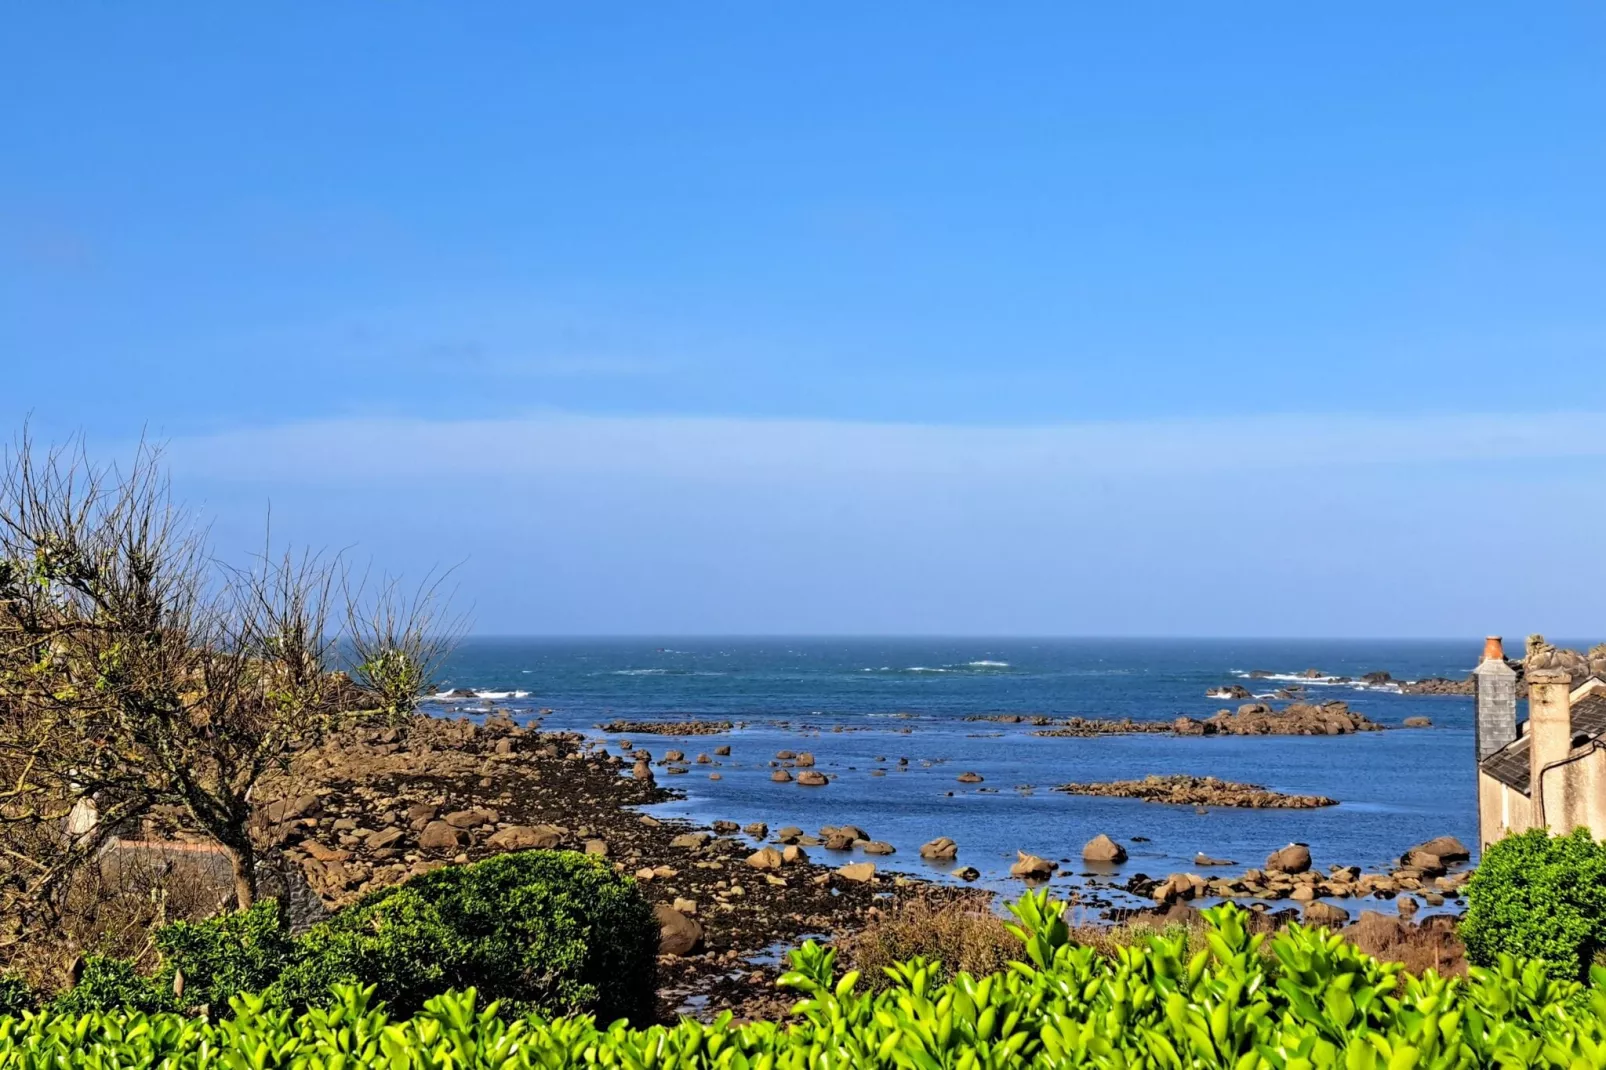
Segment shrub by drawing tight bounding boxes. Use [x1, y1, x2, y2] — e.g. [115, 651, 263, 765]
[45, 956, 176, 1016]
[1462, 826, 1606, 980]
[0, 974, 34, 1017]
[153, 898, 296, 1009]
[277, 850, 657, 1021]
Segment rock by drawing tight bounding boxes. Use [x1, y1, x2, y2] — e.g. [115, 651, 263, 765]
[584, 839, 609, 856]
[920, 837, 959, 861]
[361, 826, 401, 850]
[794, 752, 816, 767]
[743, 822, 769, 839]
[1010, 851, 1056, 880]
[797, 771, 828, 786]
[653, 903, 704, 956]
[746, 848, 783, 871]
[775, 750, 796, 760]
[775, 826, 803, 843]
[951, 866, 980, 881]
[838, 862, 876, 882]
[664, 750, 685, 762]
[418, 821, 466, 851]
[406, 803, 439, 829]
[1402, 717, 1432, 728]
[1194, 853, 1236, 867]
[1266, 843, 1312, 874]
[1297, 899, 1349, 925]
[1397, 896, 1419, 919]
[956, 772, 984, 784]
[444, 808, 495, 829]
[714, 745, 731, 756]
[1082, 834, 1127, 863]
[486, 824, 562, 850]
[1404, 836, 1470, 864]
[822, 831, 856, 851]
[822, 825, 869, 841]
[1399, 851, 1446, 878]
[862, 841, 896, 855]
[781, 845, 808, 865]
[1290, 885, 1316, 902]
[670, 832, 711, 849]
[632, 761, 655, 782]
[771, 770, 793, 783]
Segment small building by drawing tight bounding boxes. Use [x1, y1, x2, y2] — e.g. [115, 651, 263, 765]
[1475, 636, 1606, 847]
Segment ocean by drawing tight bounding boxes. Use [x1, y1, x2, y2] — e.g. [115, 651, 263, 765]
[420, 637, 1494, 904]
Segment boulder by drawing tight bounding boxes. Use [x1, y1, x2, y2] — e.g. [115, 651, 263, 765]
[1404, 836, 1469, 864]
[1402, 717, 1432, 728]
[1082, 834, 1127, 863]
[584, 839, 609, 856]
[418, 821, 466, 851]
[862, 841, 896, 855]
[794, 752, 816, 767]
[486, 824, 562, 850]
[670, 832, 712, 849]
[838, 862, 876, 882]
[951, 866, 980, 881]
[1194, 853, 1236, 867]
[781, 844, 808, 865]
[1010, 851, 1056, 880]
[797, 771, 828, 786]
[444, 808, 495, 829]
[746, 847, 783, 871]
[1266, 843, 1312, 874]
[714, 745, 731, 756]
[822, 825, 869, 841]
[653, 903, 704, 957]
[771, 770, 793, 782]
[956, 772, 984, 784]
[920, 837, 958, 861]
[743, 822, 769, 838]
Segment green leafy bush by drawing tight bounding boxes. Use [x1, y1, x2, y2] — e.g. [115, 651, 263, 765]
[1462, 826, 1606, 980]
[5, 895, 1606, 1069]
[276, 850, 657, 1021]
[152, 898, 295, 1009]
[45, 956, 176, 1016]
[0, 975, 33, 1018]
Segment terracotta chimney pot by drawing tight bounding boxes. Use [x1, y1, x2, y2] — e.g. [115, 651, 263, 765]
[1482, 636, 1505, 663]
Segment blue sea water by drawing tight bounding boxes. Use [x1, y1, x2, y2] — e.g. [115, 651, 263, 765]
[422, 638, 1497, 903]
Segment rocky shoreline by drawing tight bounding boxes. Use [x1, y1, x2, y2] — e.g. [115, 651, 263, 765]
[246, 714, 940, 1021]
[1016, 700, 1384, 738]
[1053, 775, 1337, 809]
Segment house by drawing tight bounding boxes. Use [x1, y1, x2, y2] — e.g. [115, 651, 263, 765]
[1475, 636, 1606, 847]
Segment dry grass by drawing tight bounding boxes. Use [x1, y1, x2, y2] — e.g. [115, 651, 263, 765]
[1, 850, 226, 994]
[838, 892, 1022, 988]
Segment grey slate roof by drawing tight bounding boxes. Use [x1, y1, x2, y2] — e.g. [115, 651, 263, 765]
[1481, 692, 1606, 794]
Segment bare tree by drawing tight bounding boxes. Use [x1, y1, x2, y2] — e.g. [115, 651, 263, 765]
[0, 429, 456, 919]
[344, 567, 464, 721]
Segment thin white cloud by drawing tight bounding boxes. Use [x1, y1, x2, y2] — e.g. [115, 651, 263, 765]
[166, 409, 1606, 485]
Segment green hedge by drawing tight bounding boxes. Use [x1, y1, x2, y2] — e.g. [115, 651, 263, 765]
[4, 894, 1605, 1069]
[43, 849, 658, 1024]
[1462, 826, 1606, 981]
[277, 849, 658, 1021]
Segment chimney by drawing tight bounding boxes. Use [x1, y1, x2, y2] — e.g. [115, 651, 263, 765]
[1474, 636, 1518, 761]
[1527, 668, 1574, 823]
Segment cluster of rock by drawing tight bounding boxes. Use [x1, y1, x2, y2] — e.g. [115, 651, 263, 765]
[1053, 775, 1337, 809]
[1030, 718, 1177, 737]
[1174, 701, 1384, 736]
[1123, 836, 1473, 922]
[601, 720, 735, 736]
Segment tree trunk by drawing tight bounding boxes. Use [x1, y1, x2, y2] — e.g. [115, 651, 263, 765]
[229, 838, 256, 909]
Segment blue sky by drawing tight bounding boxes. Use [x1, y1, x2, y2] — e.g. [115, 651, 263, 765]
[4, 5, 1604, 636]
